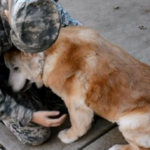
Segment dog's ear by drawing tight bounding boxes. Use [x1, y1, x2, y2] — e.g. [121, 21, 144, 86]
[28, 53, 45, 77]
[4, 53, 9, 68]
[4, 51, 13, 68]
[4, 50, 21, 68]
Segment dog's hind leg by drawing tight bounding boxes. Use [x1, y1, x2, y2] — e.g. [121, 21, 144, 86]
[58, 97, 94, 144]
[109, 144, 149, 150]
[109, 125, 150, 150]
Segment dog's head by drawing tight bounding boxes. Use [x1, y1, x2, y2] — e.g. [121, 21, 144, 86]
[4, 49, 45, 92]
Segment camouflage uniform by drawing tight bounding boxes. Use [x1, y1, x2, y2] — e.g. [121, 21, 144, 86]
[0, 0, 81, 145]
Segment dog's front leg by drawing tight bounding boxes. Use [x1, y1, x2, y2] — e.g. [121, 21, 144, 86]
[58, 99, 94, 144]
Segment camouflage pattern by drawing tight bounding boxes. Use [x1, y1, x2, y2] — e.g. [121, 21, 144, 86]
[0, 55, 67, 144]
[0, 55, 49, 145]
[0, 55, 34, 127]
[3, 119, 51, 145]
[0, 0, 82, 53]
[0, 0, 80, 145]
[10, 0, 61, 53]
[54, 1, 82, 27]
[0, 0, 12, 53]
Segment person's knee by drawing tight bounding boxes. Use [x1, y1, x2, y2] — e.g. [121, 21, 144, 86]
[25, 128, 51, 146]
[17, 126, 51, 145]
[3, 119, 51, 145]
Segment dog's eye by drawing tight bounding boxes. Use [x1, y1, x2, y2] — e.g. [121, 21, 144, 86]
[13, 67, 19, 71]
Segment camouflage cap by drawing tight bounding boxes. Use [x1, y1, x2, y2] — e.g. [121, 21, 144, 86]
[9, 0, 61, 53]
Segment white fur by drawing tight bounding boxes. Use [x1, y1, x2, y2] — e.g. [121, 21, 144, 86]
[58, 129, 78, 144]
[137, 134, 150, 148]
[118, 113, 150, 148]
[109, 145, 123, 150]
[118, 113, 150, 130]
[43, 52, 59, 86]
[9, 71, 26, 92]
[4, 52, 44, 92]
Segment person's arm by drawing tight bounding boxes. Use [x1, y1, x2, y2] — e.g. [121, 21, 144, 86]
[0, 15, 32, 125]
[0, 89, 67, 127]
[0, 5, 67, 127]
[53, 1, 82, 26]
[0, 16, 12, 54]
[0, 90, 33, 126]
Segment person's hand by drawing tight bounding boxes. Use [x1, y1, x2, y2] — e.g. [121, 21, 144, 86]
[4, 10, 9, 17]
[31, 111, 67, 127]
[4, 10, 11, 25]
[5, 0, 11, 18]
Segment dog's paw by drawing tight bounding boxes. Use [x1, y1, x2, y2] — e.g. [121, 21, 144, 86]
[109, 144, 123, 150]
[58, 129, 78, 144]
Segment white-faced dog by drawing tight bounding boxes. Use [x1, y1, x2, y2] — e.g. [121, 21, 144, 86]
[4, 26, 150, 150]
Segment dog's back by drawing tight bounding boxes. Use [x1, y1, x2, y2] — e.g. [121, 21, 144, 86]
[5, 26, 150, 149]
[43, 26, 150, 121]
[44, 27, 150, 148]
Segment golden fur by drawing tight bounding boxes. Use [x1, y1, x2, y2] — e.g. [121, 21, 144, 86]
[4, 26, 150, 150]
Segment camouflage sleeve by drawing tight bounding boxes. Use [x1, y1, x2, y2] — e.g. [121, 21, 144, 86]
[0, 17, 12, 54]
[0, 3, 12, 54]
[53, 0, 82, 26]
[0, 89, 33, 126]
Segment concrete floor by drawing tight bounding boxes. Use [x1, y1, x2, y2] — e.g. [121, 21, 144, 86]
[60, 0, 150, 64]
[1, 0, 150, 149]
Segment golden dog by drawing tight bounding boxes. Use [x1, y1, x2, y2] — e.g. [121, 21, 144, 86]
[4, 26, 150, 150]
